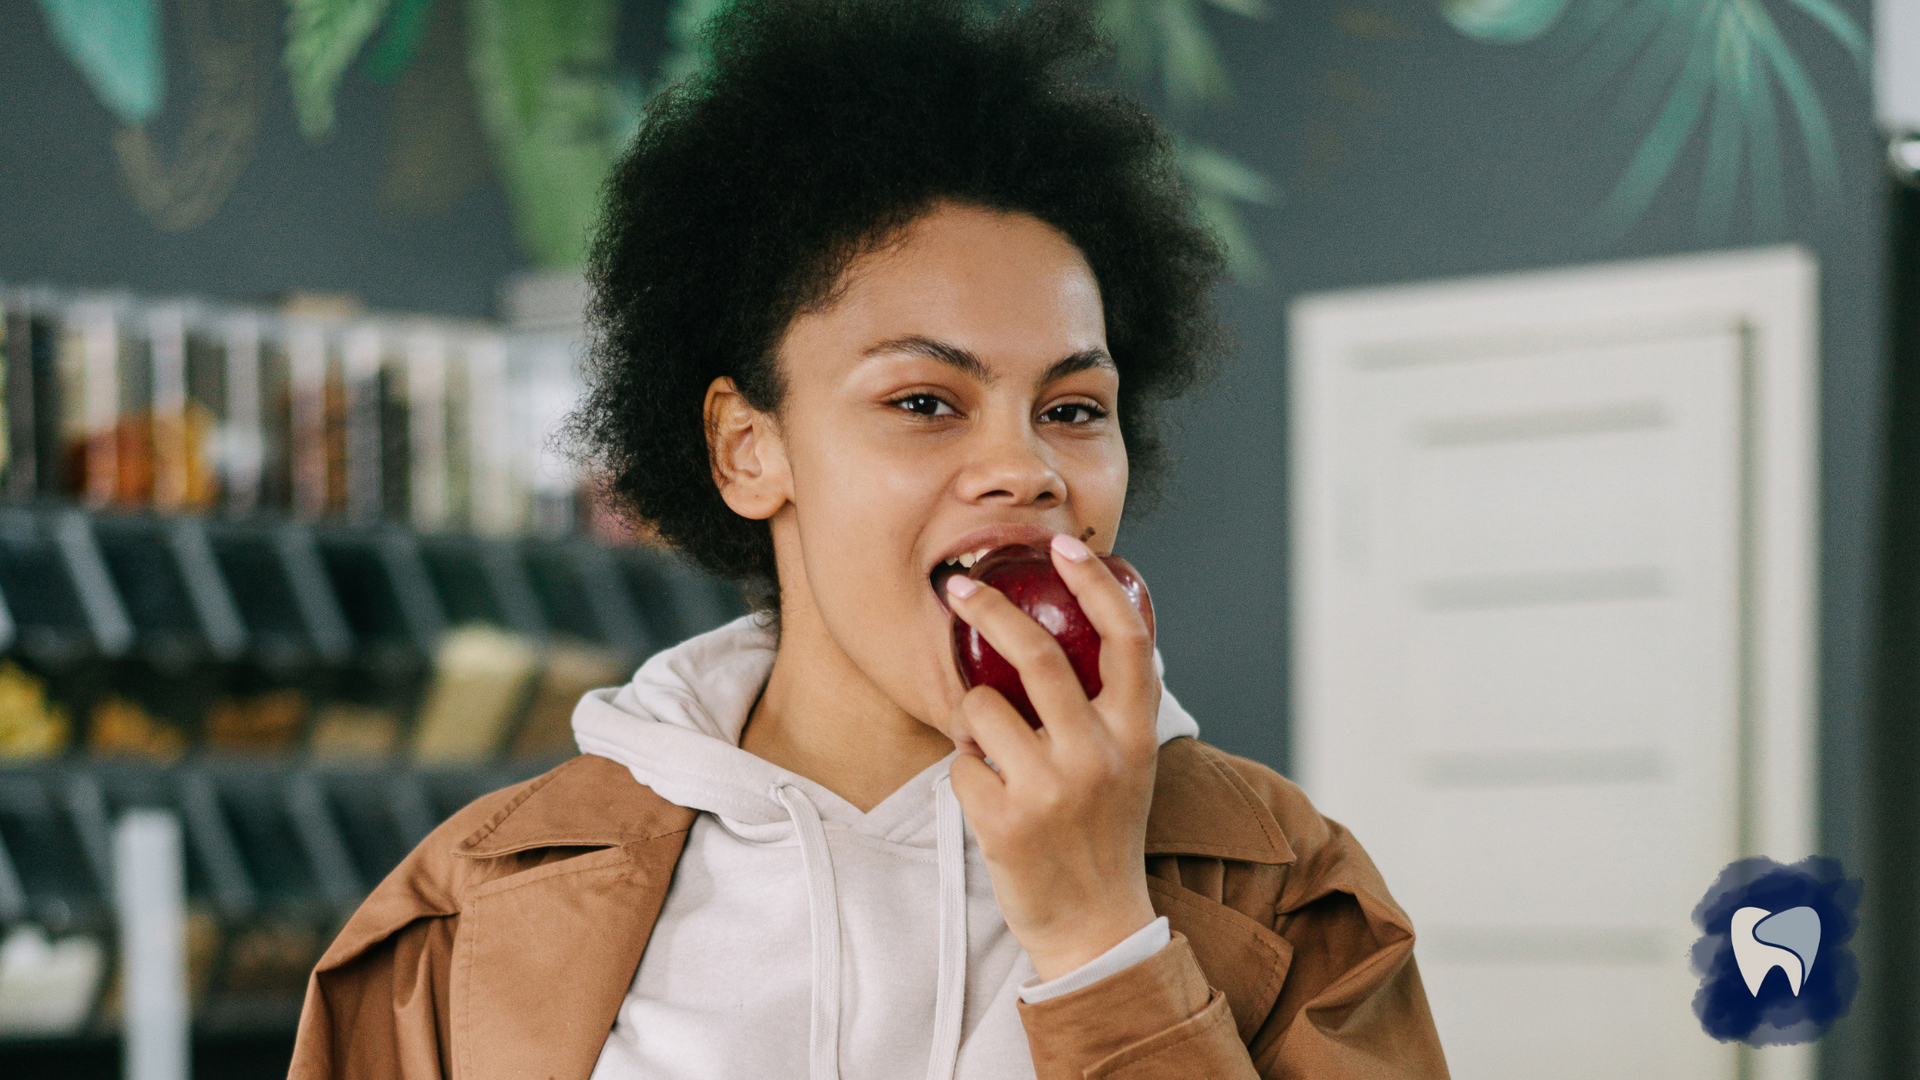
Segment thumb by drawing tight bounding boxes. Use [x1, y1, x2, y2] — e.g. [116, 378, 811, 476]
[947, 753, 1004, 818]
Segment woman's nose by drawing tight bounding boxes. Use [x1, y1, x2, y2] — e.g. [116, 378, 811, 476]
[956, 425, 1065, 507]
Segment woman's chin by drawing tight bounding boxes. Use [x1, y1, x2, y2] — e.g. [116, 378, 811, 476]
[906, 664, 971, 739]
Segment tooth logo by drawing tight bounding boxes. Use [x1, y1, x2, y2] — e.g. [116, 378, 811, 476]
[1730, 905, 1821, 997]
[1693, 857, 1858, 1045]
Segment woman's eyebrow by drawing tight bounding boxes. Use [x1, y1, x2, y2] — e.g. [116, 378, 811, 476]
[1042, 348, 1115, 382]
[862, 335, 1114, 384]
[863, 335, 988, 378]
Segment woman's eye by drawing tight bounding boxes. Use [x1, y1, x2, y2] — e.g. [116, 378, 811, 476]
[893, 394, 957, 417]
[1039, 402, 1107, 424]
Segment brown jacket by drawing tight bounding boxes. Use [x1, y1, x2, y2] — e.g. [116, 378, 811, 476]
[289, 738, 1448, 1079]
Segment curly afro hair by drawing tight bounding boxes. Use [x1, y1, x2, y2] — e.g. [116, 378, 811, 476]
[570, 0, 1226, 593]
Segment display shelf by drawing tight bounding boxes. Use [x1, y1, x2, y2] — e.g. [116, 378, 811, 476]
[0, 1031, 296, 1080]
[0, 504, 747, 1053]
[0, 274, 670, 1073]
[0, 505, 744, 762]
[0, 758, 547, 1042]
[0, 285, 602, 546]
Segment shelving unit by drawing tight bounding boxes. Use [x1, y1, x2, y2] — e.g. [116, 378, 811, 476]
[0, 278, 742, 1073]
[0, 505, 746, 1061]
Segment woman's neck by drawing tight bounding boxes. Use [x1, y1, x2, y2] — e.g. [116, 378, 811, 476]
[739, 587, 957, 812]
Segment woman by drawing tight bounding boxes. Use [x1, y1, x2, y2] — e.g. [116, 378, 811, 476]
[289, 1, 1448, 1077]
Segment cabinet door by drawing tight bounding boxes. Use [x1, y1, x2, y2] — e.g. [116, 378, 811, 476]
[1291, 249, 1817, 1080]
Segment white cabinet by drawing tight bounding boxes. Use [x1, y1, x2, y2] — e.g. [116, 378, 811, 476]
[1290, 249, 1818, 1080]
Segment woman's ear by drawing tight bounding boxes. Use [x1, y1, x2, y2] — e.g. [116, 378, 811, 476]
[705, 376, 791, 521]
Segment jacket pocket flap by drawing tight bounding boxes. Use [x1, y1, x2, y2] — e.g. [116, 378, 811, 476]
[1147, 875, 1291, 1043]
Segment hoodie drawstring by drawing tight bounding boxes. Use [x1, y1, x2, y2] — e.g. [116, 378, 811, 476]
[925, 776, 967, 1080]
[776, 784, 843, 1080]
[775, 777, 970, 1080]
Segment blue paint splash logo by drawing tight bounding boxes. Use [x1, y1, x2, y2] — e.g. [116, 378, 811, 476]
[1692, 857, 1861, 1045]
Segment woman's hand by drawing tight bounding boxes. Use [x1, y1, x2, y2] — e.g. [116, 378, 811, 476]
[943, 532, 1161, 982]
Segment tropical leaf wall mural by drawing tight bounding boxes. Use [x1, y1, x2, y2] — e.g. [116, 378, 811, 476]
[115, 0, 273, 232]
[1091, 0, 1279, 278]
[286, 0, 391, 138]
[376, 0, 494, 217]
[1099, 0, 1266, 109]
[39, 0, 269, 233]
[36, 0, 166, 127]
[656, 0, 730, 88]
[1178, 140, 1282, 278]
[465, 0, 634, 270]
[1445, 0, 1867, 243]
[1443, 0, 1572, 43]
[34, 0, 1277, 274]
[364, 0, 437, 81]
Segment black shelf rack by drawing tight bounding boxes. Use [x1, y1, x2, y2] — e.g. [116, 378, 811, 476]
[0, 757, 538, 1039]
[0, 506, 745, 1063]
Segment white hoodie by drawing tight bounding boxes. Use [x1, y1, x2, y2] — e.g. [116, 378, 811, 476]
[574, 616, 1200, 1080]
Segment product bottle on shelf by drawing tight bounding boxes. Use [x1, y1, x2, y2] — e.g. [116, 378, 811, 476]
[1, 288, 67, 501]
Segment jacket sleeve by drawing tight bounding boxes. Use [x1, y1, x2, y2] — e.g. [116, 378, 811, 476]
[288, 914, 459, 1080]
[1016, 873, 1445, 1080]
[1017, 932, 1256, 1080]
[1254, 852, 1445, 1078]
[1016, 743, 1449, 1080]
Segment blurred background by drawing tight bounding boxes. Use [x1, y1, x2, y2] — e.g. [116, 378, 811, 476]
[0, 0, 1913, 1077]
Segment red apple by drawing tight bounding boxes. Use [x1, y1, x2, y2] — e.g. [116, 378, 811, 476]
[949, 543, 1154, 728]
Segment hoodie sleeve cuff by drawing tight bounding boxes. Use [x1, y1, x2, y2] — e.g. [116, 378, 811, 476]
[1019, 917, 1170, 1004]
[1017, 931, 1255, 1080]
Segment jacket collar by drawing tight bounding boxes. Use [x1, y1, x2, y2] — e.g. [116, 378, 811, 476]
[443, 756, 694, 1080]
[1146, 737, 1294, 865]
[453, 753, 698, 858]
[454, 737, 1293, 867]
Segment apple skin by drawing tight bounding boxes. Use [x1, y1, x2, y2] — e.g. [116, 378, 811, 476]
[951, 544, 1155, 728]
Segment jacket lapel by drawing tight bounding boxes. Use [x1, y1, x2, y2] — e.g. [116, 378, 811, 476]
[1145, 738, 1298, 1041]
[447, 755, 697, 1080]
[1146, 737, 1294, 866]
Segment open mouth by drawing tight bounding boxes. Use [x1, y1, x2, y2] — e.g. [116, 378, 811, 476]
[926, 525, 1062, 612]
[929, 546, 996, 611]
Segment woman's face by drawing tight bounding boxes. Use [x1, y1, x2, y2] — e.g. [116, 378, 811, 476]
[749, 201, 1127, 732]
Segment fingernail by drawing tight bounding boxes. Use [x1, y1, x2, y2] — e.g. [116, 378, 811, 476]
[1051, 533, 1093, 562]
[946, 574, 980, 599]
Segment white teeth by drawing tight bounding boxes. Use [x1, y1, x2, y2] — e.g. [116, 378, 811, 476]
[942, 547, 995, 572]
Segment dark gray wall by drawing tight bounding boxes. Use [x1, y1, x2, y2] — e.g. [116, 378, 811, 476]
[0, 0, 523, 315]
[1114, 1, 1884, 1072]
[1135, 0, 1880, 781]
